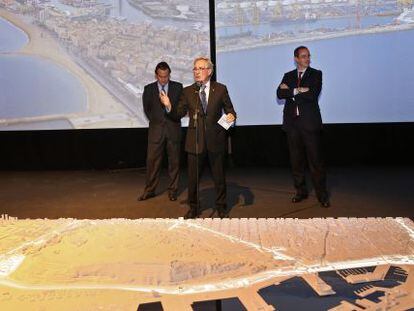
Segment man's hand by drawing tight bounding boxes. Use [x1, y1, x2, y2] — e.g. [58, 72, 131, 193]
[279, 83, 289, 90]
[226, 113, 235, 123]
[159, 91, 171, 110]
[298, 87, 310, 93]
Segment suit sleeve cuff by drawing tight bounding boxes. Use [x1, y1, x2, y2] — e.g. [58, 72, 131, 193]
[293, 88, 299, 96]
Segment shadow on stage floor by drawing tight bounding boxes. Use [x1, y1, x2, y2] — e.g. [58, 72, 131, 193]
[1, 166, 413, 220]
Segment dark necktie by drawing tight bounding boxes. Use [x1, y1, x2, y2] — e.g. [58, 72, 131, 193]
[297, 71, 303, 87]
[294, 72, 303, 117]
[200, 84, 207, 114]
[161, 85, 166, 110]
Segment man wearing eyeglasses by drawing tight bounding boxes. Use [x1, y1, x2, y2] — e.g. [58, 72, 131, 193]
[277, 46, 330, 208]
[138, 62, 183, 202]
[160, 57, 236, 218]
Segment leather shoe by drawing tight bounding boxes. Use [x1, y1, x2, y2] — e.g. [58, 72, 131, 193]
[319, 199, 330, 208]
[168, 192, 177, 201]
[137, 192, 155, 201]
[217, 209, 229, 218]
[291, 193, 308, 203]
[184, 209, 199, 219]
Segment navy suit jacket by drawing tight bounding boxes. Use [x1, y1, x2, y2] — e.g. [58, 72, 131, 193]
[277, 67, 323, 132]
[143, 80, 183, 143]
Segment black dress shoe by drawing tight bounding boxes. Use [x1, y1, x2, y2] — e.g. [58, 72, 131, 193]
[319, 199, 331, 208]
[168, 192, 177, 201]
[217, 209, 229, 218]
[137, 192, 155, 201]
[215, 206, 229, 218]
[184, 209, 198, 219]
[291, 193, 308, 203]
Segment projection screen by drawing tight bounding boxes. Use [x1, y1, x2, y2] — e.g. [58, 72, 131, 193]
[215, 0, 414, 125]
[0, 0, 210, 130]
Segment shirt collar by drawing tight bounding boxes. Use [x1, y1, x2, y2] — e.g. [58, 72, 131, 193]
[297, 67, 308, 76]
[157, 81, 168, 90]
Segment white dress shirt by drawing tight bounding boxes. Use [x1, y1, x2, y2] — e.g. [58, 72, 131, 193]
[201, 80, 211, 104]
[293, 67, 307, 96]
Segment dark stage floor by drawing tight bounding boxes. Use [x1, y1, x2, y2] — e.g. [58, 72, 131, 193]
[1, 166, 413, 220]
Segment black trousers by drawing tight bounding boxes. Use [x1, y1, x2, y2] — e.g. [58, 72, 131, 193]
[286, 126, 328, 200]
[144, 135, 180, 195]
[187, 151, 226, 212]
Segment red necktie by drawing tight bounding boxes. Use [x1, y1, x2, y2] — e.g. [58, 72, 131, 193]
[294, 72, 303, 117]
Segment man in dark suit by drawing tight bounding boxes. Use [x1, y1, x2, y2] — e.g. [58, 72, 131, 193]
[277, 46, 330, 208]
[160, 57, 237, 218]
[138, 62, 183, 201]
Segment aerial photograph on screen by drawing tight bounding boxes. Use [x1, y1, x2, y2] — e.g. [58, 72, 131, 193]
[0, 0, 209, 130]
[215, 0, 414, 125]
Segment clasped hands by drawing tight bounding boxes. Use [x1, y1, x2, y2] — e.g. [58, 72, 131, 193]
[159, 91, 171, 110]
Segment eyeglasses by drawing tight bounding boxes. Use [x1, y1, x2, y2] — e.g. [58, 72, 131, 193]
[192, 67, 209, 72]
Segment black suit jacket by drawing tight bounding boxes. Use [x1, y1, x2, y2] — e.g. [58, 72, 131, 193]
[143, 80, 183, 143]
[277, 67, 323, 132]
[171, 81, 236, 154]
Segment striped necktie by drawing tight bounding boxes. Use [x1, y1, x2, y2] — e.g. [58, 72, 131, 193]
[200, 84, 207, 114]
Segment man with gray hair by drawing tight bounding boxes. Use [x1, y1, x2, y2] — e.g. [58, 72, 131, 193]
[160, 57, 236, 218]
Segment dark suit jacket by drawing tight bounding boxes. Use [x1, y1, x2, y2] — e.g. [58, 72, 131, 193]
[277, 67, 323, 132]
[171, 81, 236, 154]
[143, 80, 183, 143]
